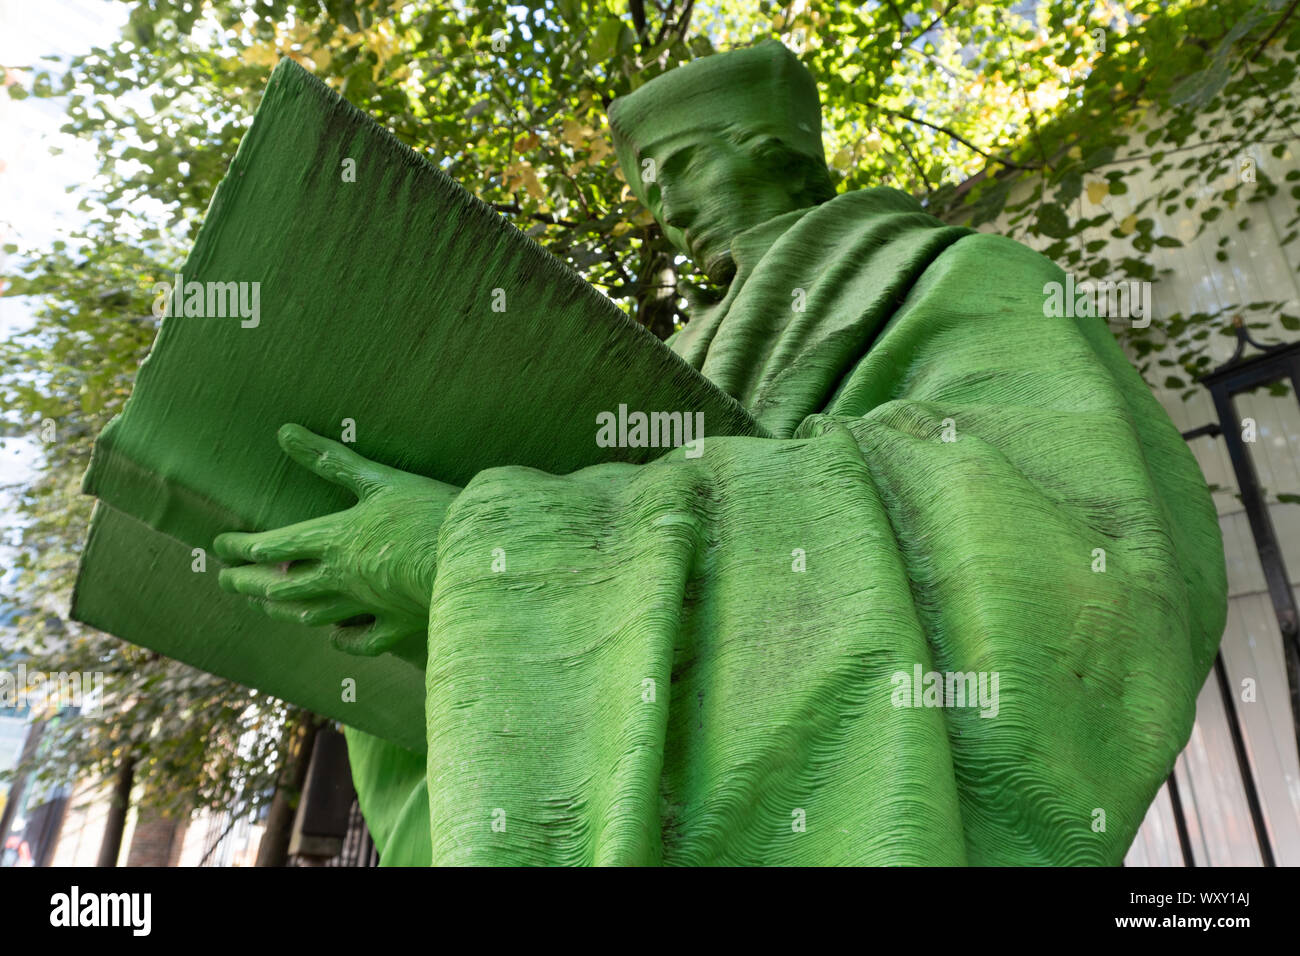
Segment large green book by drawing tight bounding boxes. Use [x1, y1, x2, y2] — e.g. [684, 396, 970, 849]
[72, 59, 761, 753]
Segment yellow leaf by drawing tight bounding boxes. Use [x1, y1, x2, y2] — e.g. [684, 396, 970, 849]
[1120, 214, 1137, 235]
[1086, 180, 1109, 204]
[242, 42, 279, 68]
[560, 118, 586, 147]
[611, 221, 632, 237]
[1068, 145, 1083, 160]
[520, 165, 544, 199]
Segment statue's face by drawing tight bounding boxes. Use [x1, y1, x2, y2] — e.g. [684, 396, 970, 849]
[645, 131, 807, 284]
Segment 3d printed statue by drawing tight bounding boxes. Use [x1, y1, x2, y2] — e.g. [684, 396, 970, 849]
[82, 40, 1228, 865]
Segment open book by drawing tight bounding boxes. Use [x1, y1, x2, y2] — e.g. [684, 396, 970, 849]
[72, 59, 761, 752]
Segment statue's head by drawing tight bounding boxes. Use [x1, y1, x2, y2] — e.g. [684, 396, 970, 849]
[609, 40, 835, 284]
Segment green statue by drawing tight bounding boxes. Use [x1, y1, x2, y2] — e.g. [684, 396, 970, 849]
[213, 40, 1227, 865]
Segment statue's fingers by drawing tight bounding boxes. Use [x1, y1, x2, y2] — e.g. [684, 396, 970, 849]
[213, 518, 333, 565]
[329, 617, 412, 658]
[250, 595, 370, 628]
[277, 424, 382, 498]
[218, 561, 332, 601]
[219, 563, 281, 598]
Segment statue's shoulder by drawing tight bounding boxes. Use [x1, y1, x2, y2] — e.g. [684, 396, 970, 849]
[797, 186, 957, 239]
[823, 185, 926, 218]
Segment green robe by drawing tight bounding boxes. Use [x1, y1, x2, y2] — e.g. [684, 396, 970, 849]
[345, 187, 1226, 865]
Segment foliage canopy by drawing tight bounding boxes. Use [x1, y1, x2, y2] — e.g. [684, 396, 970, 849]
[2, 0, 1297, 817]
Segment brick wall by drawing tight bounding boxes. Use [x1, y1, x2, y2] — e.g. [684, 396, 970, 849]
[125, 811, 188, 867]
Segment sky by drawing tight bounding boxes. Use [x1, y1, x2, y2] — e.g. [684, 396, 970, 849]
[1, 0, 128, 334]
[0, 0, 127, 561]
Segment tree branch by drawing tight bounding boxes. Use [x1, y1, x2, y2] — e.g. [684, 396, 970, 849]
[883, 108, 1042, 171]
[490, 203, 579, 227]
[629, 0, 648, 43]
[654, 0, 694, 47]
[892, 128, 935, 192]
[901, 0, 960, 48]
[1252, 0, 1299, 61]
[884, 1, 907, 33]
[1002, 30, 1049, 170]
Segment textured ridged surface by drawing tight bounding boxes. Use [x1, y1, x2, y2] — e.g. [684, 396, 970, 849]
[348, 187, 1227, 865]
[70, 57, 759, 749]
[69, 52, 1229, 865]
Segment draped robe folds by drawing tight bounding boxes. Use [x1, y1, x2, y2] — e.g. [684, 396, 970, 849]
[342, 187, 1227, 866]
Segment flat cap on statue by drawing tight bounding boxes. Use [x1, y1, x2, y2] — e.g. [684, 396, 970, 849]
[608, 39, 828, 213]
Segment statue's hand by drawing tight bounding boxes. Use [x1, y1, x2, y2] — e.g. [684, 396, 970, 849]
[213, 424, 456, 668]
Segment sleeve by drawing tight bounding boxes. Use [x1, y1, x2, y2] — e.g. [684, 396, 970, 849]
[342, 726, 432, 866]
[376, 231, 1227, 865]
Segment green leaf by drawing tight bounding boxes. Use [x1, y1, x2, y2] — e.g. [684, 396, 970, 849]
[1171, 58, 1231, 108]
[1035, 203, 1072, 239]
[589, 18, 630, 62]
[1056, 171, 1083, 204]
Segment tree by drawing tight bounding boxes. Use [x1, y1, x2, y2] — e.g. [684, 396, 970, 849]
[2, 0, 1297, 839]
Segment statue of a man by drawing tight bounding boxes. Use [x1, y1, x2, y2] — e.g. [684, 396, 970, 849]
[214, 40, 1226, 865]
